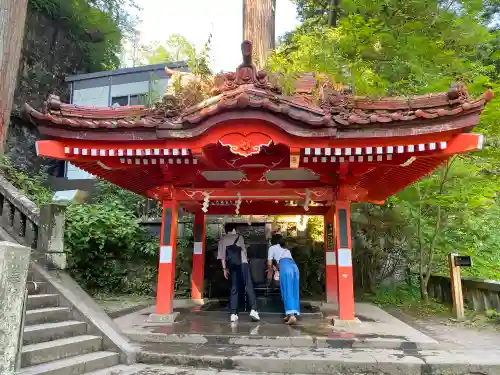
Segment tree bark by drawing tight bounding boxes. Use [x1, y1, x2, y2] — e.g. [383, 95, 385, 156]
[243, 0, 276, 70]
[0, 0, 28, 154]
[328, 0, 340, 27]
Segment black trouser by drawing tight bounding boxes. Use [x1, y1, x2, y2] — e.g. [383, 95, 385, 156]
[229, 263, 258, 314]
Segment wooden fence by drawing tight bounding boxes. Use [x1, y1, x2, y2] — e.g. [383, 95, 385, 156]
[428, 274, 500, 312]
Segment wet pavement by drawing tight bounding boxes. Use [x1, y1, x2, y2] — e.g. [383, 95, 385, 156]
[145, 310, 349, 339]
[115, 302, 439, 350]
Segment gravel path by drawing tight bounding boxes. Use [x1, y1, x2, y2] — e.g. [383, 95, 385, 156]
[389, 308, 500, 350]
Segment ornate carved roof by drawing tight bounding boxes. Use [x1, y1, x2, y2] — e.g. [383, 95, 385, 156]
[24, 41, 494, 141]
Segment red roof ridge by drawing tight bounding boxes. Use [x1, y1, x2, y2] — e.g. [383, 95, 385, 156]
[22, 42, 494, 133]
[43, 94, 149, 119]
[23, 86, 492, 132]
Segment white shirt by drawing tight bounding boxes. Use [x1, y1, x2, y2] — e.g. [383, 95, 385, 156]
[268, 244, 293, 262]
[217, 233, 248, 264]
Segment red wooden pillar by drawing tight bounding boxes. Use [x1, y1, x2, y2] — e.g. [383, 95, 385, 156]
[324, 207, 338, 303]
[335, 201, 355, 320]
[191, 212, 206, 303]
[156, 200, 179, 314]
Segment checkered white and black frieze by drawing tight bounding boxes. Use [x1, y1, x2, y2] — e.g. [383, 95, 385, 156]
[302, 142, 447, 163]
[63, 147, 197, 165]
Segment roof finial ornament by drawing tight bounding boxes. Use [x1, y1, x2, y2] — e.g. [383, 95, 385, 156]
[212, 40, 280, 94]
[447, 81, 469, 101]
[241, 40, 253, 67]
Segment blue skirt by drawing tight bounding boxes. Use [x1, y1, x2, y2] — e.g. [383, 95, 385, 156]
[279, 258, 300, 315]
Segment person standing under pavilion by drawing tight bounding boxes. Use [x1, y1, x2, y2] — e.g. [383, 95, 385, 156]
[218, 223, 260, 323]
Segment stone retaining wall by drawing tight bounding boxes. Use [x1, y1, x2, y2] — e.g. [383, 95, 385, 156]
[428, 274, 500, 312]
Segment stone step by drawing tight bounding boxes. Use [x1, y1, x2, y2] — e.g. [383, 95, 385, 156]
[83, 365, 317, 375]
[18, 351, 120, 375]
[24, 320, 88, 345]
[82, 364, 151, 375]
[27, 294, 60, 310]
[137, 343, 500, 375]
[25, 307, 71, 325]
[22, 334, 103, 367]
[27, 281, 51, 295]
[125, 330, 436, 350]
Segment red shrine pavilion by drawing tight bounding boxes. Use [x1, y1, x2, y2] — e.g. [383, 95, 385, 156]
[25, 41, 493, 321]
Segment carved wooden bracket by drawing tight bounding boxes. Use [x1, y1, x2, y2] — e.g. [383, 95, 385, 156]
[219, 132, 272, 157]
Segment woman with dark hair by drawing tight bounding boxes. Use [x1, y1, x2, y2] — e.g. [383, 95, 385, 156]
[267, 234, 300, 324]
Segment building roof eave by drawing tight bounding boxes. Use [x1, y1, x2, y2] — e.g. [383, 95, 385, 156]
[64, 60, 188, 82]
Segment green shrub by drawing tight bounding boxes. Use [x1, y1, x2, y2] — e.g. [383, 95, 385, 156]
[288, 237, 326, 298]
[0, 156, 52, 205]
[364, 284, 421, 306]
[65, 202, 157, 294]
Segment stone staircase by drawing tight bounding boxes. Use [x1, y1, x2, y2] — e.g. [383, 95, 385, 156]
[0, 174, 136, 374]
[19, 276, 126, 375]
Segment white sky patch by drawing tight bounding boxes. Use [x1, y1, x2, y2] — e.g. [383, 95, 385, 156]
[130, 0, 300, 72]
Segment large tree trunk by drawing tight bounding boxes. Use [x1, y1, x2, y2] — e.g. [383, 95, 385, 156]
[243, 0, 276, 70]
[0, 0, 28, 154]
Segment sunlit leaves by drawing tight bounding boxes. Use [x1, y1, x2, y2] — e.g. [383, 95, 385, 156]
[29, 0, 137, 71]
[139, 34, 213, 79]
[272, 0, 495, 96]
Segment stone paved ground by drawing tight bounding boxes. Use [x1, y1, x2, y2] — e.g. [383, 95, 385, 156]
[109, 305, 500, 374]
[128, 369, 326, 375]
[389, 309, 500, 350]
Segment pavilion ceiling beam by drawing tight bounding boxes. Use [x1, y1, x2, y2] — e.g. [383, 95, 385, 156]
[361, 156, 449, 201]
[149, 186, 335, 202]
[201, 205, 328, 216]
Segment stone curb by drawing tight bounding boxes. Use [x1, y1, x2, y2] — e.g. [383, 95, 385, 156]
[137, 347, 500, 375]
[107, 302, 155, 319]
[125, 330, 438, 350]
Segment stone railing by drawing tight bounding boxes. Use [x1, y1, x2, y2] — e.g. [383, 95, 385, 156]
[0, 174, 66, 268]
[427, 274, 500, 312]
[0, 174, 40, 248]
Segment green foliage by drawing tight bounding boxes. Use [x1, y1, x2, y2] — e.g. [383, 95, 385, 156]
[140, 34, 213, 78]
[93, 179, 143, 214]
[486, 308, 500, 321]
[139, 41, 174, 65]
[279, 0, 500, 301]
[29, 0, 138, 71]
[363, 283, 450, 318]
[0, 156, 52, 205]
[351, 202, 411, 292]
[363, 284, 420, 306]
[290, 236, 326, 297]
[306, 215, 324, 242]
[64, 202, 158, 294]
[396, 80, 500, 287]
[273, 0, 496, 96]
